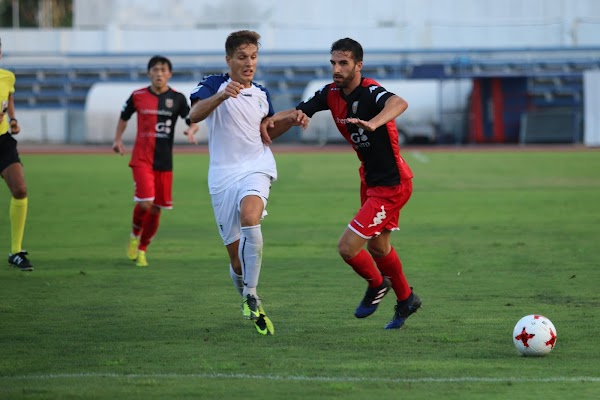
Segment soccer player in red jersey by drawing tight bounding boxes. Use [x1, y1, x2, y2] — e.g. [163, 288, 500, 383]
[267, 38, 421, 329]
[112, 55, 199, 267]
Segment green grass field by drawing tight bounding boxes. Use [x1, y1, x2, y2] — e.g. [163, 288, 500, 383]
[1, 147, 599, 399]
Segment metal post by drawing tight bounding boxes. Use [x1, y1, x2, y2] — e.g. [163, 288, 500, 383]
[12, 0, 19, 28]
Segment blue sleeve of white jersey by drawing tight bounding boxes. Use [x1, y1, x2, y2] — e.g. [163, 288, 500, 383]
[265, 88, 275, 117]
[189, 75, 226, 103]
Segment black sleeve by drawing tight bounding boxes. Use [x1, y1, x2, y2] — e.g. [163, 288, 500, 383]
[296, 84, 331, 118]
[178, 93, 191, 119]
[119, 94, 136, 121]
[370, 84, 395, 110]
[177, 93, 192, 126]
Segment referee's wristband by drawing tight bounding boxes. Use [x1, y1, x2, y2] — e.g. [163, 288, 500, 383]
[9, 118, 17, 124]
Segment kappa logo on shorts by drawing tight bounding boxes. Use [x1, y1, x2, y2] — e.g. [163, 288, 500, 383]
[368, 205, 387, 227]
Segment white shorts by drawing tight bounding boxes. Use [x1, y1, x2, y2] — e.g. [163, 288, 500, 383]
[211, 173, 273, 245]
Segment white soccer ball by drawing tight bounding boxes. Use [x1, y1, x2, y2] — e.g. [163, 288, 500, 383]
[512, 314, 557, 356]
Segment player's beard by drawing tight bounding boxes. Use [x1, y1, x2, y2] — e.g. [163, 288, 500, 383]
[334, 70, 356, 89]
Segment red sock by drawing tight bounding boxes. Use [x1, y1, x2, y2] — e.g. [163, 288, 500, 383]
[374, 247, 411, 301]
[132, 203, 147, 237]
[345, 249, 384, 288]
[139, 211, 160, 251]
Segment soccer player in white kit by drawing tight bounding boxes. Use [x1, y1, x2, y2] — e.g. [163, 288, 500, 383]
[189, 30, 308, 335]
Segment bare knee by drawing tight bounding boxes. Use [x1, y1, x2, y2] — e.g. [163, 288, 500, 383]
[367, 242, 390, 259]
[239, 196, 263, 227]
[2, 163, 27, 198]
[338, 228, 367, 261]
[11, 183, 27, 199]
[338, 238, 359, 261]
[240, 214, 260, 227]
[138, 201, 153, 212]
[150, 205, 162, 215]
[4, 173, 27, 198]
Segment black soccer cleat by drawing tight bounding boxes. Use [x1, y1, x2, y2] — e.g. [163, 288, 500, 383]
[354, 276, 392, 318]
[8, 251, 34, 271]
[385, 291, 421, 330]
[242, 294, 260, 320]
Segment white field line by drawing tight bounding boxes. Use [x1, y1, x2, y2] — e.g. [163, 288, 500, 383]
[1, 373, 599, 383]
[410, 151, 430, 163]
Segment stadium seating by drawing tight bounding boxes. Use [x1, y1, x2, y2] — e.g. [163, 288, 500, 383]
[7, 49, 599, 127]
[526, 75, 583, 108]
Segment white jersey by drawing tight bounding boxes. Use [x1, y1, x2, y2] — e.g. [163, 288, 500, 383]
[190, 74, 277, 194]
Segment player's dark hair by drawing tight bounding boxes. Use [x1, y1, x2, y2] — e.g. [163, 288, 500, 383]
[330, 38, 363, 63]
[225, 30, 261, 57]
[147, 55, 172, 72]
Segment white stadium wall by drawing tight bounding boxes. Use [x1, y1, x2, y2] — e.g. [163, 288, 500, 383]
[84, 82, 208, 144]
[1, 0, 599, 53]
[13, 109, 69, 143]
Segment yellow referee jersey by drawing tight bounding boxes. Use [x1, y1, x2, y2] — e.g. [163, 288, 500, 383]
[0, 68, 16, 135]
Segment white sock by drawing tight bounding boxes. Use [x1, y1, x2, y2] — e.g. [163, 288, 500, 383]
[229, 264, 244, 296]
[240, 225, 263, 298]
[244, 286, 258, 298]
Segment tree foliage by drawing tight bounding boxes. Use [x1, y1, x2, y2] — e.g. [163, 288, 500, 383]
[0, 0, 72, 28]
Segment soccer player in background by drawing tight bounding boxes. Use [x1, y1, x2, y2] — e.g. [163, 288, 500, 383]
[0, 37, 34, 272]
[189, 30, 308, 335]
[266, 38, 421, 330]
[112, 55, 199, 267]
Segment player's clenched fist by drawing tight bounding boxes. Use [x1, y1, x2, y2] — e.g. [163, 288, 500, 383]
[222, 81, 244, 99]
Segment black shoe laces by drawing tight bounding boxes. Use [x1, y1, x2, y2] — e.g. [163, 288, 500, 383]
[245, 295, 258, 312]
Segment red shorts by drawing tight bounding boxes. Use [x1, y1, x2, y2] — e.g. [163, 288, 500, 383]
[131, 166, 173, 209]
[348, 179, 413, 239]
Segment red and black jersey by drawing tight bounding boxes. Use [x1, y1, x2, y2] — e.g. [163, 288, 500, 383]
[121, 86, 191, 171]
[297, 77, 413, 187]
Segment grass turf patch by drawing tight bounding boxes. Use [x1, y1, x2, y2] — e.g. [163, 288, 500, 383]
[0, 148, 599, 399]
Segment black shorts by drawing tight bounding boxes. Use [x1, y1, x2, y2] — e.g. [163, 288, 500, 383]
[0, 133, 21, 174]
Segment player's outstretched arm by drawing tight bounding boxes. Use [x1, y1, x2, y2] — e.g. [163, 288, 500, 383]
[190, 81, 243, 123]
[347, 95, 408, 132]
[262, 109, 309, 142]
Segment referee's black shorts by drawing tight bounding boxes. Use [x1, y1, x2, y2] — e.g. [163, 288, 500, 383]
[0, 133, 21, 173]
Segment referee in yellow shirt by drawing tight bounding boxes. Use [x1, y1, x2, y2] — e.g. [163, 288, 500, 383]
[0, 37, 33, 271]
